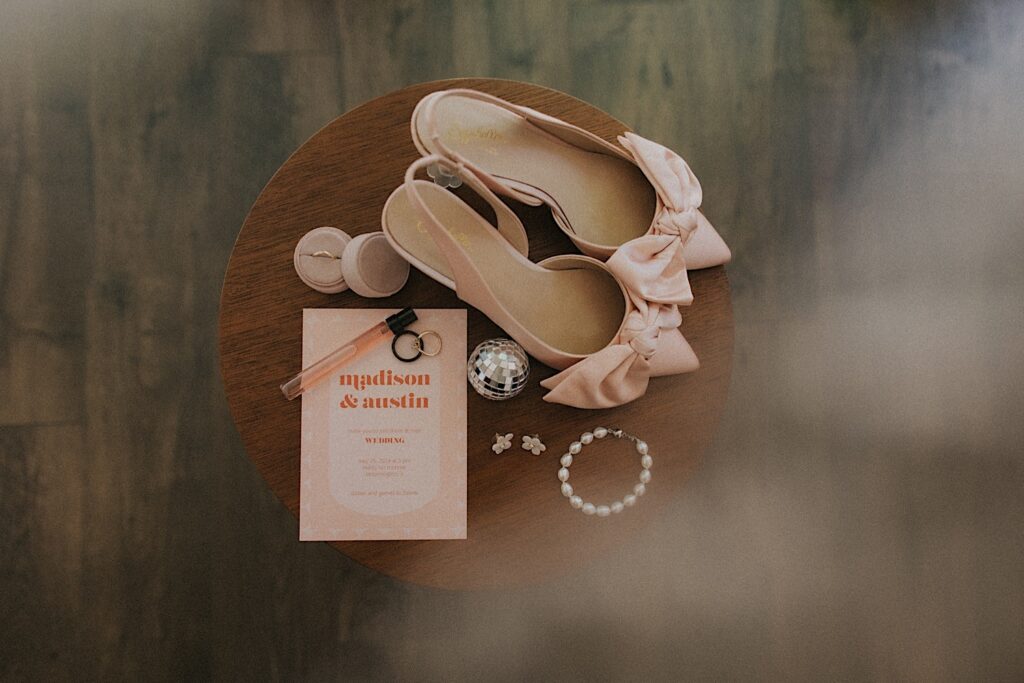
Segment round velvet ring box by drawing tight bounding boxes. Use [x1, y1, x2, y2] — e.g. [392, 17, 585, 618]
[340, 231, 410, 298]
[293, 227, 352, 294]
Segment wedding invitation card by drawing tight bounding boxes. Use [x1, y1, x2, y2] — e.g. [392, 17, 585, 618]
[299, 308, 467, 540]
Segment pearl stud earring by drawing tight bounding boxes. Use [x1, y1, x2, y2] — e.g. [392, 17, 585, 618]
[521, 434, 546, 455]
[492, 433, 513, 454]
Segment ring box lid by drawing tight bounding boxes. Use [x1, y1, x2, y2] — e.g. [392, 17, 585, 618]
[341, 232, 410, 298]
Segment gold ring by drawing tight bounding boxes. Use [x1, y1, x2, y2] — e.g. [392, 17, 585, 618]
[414, 330, 443, 356]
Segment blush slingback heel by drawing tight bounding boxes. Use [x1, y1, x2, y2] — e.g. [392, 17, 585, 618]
[381, 155, 699, 409]
[411, 88, 731, 307]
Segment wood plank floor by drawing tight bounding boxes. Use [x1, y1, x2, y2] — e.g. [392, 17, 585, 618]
[2, 1, 1022, 679]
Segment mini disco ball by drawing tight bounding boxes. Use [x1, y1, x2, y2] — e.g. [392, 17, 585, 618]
[467, 338, 530, 400]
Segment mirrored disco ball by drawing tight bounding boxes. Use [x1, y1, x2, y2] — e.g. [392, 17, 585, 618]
[467, 338, 530, 400]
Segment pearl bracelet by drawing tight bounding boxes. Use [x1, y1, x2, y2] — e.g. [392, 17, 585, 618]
[558, 426, 652, 517]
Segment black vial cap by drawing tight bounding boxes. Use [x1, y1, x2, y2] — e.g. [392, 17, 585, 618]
[385, 307, 417, 335]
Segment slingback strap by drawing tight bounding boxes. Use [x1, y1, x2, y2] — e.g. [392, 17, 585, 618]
[402, 155, 530, 306]
[405, 154, 529, 258]
[415, 88, 634, 210]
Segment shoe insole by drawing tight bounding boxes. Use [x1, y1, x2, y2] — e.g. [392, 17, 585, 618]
[384, 181, 625, 357]
[416, 95, 657, 249]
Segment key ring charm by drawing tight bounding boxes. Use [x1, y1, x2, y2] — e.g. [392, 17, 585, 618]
[414, 330, 442, 356]
[391, 329, 442, 363]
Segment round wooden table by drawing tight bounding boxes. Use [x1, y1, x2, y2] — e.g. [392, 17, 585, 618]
[218, 78, 733, 590]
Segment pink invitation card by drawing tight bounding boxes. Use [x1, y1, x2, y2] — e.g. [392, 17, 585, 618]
[299, 308, 467, 540]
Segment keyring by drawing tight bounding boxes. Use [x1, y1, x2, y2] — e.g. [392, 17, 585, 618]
[391, 330, 422, 363]
[414, 330, 443, 356]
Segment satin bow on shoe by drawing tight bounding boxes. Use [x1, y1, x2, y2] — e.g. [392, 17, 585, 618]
[541, 133, 730, 409]
[540, 290, 699, 409]
[606, 132, 728, 306]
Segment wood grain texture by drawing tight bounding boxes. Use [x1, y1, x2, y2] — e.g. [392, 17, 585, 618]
[3, 0, 1023, 679]
[218, 78, 734, 589]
